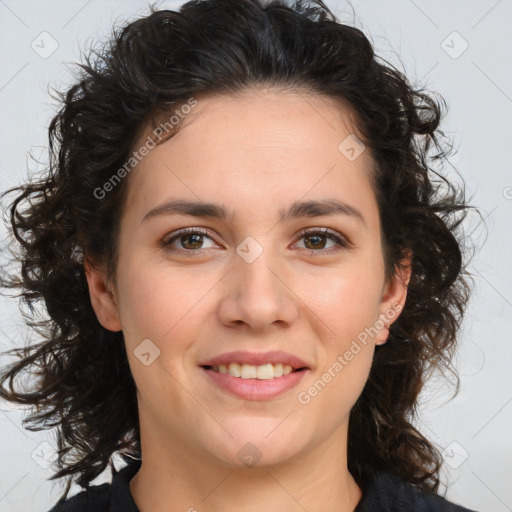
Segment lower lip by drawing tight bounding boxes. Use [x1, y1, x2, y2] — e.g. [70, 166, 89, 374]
[201, 367, 309, 400]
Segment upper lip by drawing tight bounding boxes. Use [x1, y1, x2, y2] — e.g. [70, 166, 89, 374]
[199, 351, 310, 370]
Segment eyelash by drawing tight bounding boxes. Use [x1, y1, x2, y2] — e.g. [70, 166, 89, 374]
[161, 227, 350, 256]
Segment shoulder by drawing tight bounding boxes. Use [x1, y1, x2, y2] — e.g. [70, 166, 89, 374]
[48, 484, 110, 512]
[47, 461, 141, 512]
[355, 465, 479, 512]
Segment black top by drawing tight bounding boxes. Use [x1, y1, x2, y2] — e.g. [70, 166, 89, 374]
[48, 461, 478, 512]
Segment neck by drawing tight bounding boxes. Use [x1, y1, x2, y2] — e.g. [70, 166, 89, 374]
[129, 427, 362, 512]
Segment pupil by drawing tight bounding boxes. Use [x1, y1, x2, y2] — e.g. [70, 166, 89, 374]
[306, 234, 325, 249]
[183, 234, 202, 249]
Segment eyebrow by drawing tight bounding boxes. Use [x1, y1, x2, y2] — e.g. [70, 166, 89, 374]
[141, 198, 366, 225]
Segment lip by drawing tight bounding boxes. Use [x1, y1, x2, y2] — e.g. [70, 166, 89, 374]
[201, 366, 309, 400]
[199, 350, 310, 370]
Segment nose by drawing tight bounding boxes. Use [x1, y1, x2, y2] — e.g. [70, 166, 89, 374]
[216, 243, 299, 332]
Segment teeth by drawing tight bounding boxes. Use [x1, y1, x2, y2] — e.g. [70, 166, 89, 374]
[241, 364, 258, 379]
[211, 363, 295, 379]
[273, 363, 284, 378]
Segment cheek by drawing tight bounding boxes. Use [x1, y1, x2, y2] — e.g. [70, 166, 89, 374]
[297, 266, 382, 406]
[299, 328, 375, 417]
[115, 258, 206, 346]
[301, 265, 384, 340]
[116, 264, 208, 404]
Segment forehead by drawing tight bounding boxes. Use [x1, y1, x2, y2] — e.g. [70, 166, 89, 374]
[123, 88, 378, 227]
[147, 88, 365, 158]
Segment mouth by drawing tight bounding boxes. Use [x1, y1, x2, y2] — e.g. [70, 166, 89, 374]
[200, 362, 309, 380]
[199, 360, 310, 401]
[198, 351, 311, 400]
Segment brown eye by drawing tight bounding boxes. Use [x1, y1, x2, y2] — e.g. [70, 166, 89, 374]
[178, 233, 204, 250]
[295, 228, 349, 255]
[303, 233, 329, 250]
[162, 228, 218, 253]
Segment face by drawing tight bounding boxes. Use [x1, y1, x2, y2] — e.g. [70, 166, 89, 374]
[86, 88, 409, 470]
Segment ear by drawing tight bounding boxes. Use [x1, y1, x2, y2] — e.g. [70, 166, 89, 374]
[83, 255, 122, 332]
[374, 252, 412, 345]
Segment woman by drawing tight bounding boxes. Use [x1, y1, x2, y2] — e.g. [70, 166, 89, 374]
[0, 0, 478, 510]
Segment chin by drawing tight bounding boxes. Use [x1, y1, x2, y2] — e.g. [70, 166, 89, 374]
[206, 427, 307, 470]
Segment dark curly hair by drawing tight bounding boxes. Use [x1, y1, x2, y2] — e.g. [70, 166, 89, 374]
[0, 0, 474, 498]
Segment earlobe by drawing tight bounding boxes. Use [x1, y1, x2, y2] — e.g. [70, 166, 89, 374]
[374, 322, 390, 346]
[83, 256, 122, 332]
[376, 253, 412, 345]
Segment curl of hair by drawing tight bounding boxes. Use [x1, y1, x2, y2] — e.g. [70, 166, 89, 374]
[0, 0, 473, 495]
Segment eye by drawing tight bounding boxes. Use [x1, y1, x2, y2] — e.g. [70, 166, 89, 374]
[294, 228, 350, 256]
[161, 228, 219, 254]
[161, 227, 350, 256]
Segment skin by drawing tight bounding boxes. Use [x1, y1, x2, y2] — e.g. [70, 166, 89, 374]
[85, 87, 411, 512]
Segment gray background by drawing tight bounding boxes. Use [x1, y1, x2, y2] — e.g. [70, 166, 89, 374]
[0, 1, 511, 511]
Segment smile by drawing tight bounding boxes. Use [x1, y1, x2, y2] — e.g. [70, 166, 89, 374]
[205, 362, 305, 380]
[200, 365, 309, 400]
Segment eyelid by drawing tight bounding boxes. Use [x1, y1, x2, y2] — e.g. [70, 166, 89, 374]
[162, 227, 219, 248]
[297, 227, 351, 246]
[161, 226, 351, 253]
